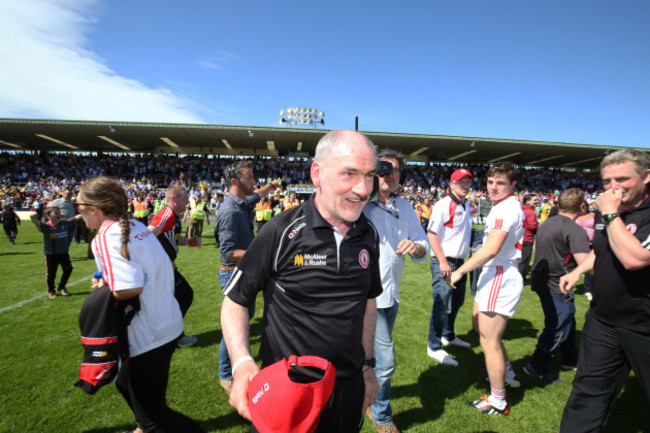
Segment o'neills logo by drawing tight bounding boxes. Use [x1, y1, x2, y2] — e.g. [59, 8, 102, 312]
[294, 253, 327, 266]
[359, 249, 369, 268]
[251, 382, 270, 404]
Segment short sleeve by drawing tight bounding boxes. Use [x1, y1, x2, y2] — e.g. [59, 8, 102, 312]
[427, 199, 449, 234]
[96, 230, 144, 292]
[568, 225, 591, 255]
[490, 205, 519, 232]
[150, 207, 176, 233]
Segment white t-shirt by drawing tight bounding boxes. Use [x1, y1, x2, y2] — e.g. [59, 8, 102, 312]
[427, 195, 472, 259]
[482, 194, 525, 268]
[92, 219, 183, 357]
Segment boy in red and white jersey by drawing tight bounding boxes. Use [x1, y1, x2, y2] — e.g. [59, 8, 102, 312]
[447, 162, 524, 415]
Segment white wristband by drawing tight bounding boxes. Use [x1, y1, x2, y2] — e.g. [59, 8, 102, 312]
[232, 355, 255, 375]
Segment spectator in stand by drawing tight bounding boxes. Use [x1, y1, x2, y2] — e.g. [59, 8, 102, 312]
[519, 194, 539, 282]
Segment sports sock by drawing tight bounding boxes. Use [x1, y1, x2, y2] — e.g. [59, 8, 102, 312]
[505, 360, 516, 378]
[489, 388, 507, 409]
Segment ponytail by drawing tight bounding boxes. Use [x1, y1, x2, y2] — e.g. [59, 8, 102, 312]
[118, 216, 131, 261]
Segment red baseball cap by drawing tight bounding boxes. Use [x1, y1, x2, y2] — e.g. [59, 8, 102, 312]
[248, 355, 336, 433]
[450, 168, 473, 182]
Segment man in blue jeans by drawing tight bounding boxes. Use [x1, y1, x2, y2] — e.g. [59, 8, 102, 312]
[215, 161, 280, 394]
[426, 169, 474, 366]
[524, 188, 590, 382]
[363, 149, 429, 433]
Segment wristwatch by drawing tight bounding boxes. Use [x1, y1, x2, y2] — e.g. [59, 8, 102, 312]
[363, 358, 376, 368]
[602, 213, 620, 225]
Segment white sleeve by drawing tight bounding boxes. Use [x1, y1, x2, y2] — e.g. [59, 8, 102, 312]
[427, 199, 448, 235]
[490, 204, 519, 232]
[97, 231, 144, 292]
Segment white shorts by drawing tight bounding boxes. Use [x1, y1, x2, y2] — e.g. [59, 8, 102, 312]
[475, 265, 523, 317]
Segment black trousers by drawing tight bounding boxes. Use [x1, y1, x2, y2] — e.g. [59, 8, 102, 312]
[3, 223, 17, 242]
[518, 241, 534, 279]
[251, 371, 365, 433]
[116, 336, 205, 433]
[560, 312, 650, 432]
[45, 253, 73, 293]
[173, 269, 194, 317]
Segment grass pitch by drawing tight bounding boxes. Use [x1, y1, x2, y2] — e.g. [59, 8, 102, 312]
[0, 222, 647, 433]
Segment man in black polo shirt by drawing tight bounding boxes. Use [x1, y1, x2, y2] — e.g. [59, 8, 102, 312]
[221, 129, 382, 433]
[523, 188, 590, 382]
[559, 149, 650, 432]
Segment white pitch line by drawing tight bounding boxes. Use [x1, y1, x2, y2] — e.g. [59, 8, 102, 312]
[0, 275, 91, 315]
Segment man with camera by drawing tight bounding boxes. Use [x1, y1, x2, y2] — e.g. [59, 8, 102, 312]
[363, 149, 429, 433]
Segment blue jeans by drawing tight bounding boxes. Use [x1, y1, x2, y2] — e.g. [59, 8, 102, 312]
[218, 268, 255, 380]
[370, 303, 399, 425]
[428, 260, 467, 351]
[528, 291, 577, 374]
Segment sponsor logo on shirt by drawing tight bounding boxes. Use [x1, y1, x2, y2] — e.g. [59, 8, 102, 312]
[359, 249, 369, 268]
[288, 222, 306, 239]
[626, 224, 637, 234]
[293, 253, 327, 266]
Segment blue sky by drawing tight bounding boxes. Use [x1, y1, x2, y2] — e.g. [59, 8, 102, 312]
[1, 0, 648, 147]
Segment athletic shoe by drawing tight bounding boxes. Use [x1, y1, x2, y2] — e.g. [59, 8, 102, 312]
[59, 288, 71, 297]
[441, 336, 472, 348]
[427, 347, 458, 366]
[562, 364, 577, 371]
[482, 374, 521, 389]
[466, 395, 509, 415]
[178, 335, 198, 348]
[48, 292, 57, 299]
[523, 363, 562, 383]
[219, 378, 233, 395]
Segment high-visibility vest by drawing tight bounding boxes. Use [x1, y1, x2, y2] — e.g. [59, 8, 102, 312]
[418, 204, 432, 221]
[255, 202, 272, 221]
[190, 201, 206, 220]
[283, 199, 300, 211]
[133, 200, 149, 218]
[153, 199, 164, 214]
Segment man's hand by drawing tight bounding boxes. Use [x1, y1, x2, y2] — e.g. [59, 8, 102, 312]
[596, 188, 623, 215]
[559, 270, 580, 295]
[395, 239, 417, 256]
[361, 367, 378, 416]
[229, 360, 260, 421]
[445, 270, 463, 289]
[438, 261, 452, 279]
[187, 235, 201, 248]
